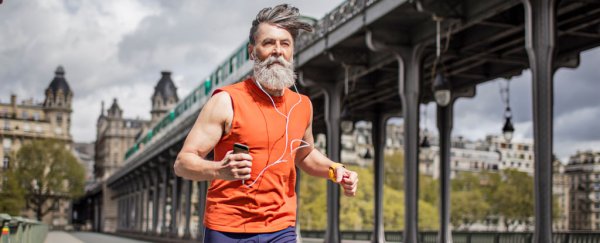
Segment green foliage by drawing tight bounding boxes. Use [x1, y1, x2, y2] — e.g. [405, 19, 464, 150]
[340, 165, 374, 230]
[0, 166, 25, 215]
[13, 139, 86, 220]
[420, 174, 439, 205]
[298, 171, 327, 230]
[491, 169, 534, 230]
[383, 184, 405, 230]
[299, 152, 537, 232]
[384, 152, 404, 190]
[450, 172, 491, 229]
[300, 151, 439, 231]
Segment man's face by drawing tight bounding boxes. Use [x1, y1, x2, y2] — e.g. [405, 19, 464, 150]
[250, 23, 294, 63]
[250, 23, 296, 91]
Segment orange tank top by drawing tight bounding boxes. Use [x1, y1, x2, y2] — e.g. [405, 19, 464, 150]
[204, 78, 312, 233]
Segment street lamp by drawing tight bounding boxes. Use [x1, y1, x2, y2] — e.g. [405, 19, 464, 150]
[433, 73, 451, 106]
[500, 79, 515, 142]
[431, 15, 451, 107]
[502, 108, 515, 142]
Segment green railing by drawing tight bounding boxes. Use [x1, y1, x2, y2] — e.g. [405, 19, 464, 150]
[124, 42, 252, 160]
[301, 230, 600, 243]
[0, 214, 48, 243]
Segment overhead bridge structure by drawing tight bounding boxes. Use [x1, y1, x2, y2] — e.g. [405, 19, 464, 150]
[75, 0, 600, 242]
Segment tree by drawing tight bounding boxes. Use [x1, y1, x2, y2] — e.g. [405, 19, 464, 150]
[384, 152, 404, 190]
[13, 139, 85, 220]
[488, 169, 534, 231]
[0, 166, 25, 215]
[450, 172, 490, 230]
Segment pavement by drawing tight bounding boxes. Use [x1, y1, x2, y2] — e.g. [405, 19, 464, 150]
[44, 231, 151, 243]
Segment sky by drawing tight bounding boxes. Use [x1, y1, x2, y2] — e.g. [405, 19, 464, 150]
[1, 0, 598, 163]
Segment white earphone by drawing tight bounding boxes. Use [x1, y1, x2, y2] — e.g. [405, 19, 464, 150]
[243, 79, 310, 188]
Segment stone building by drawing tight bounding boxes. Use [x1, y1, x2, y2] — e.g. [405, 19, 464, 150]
[0, 66, 74, 227]
[484, 135, 535, 175]
[94, 71, 179, 180]
[553, 159, 570, 230]
[565, 150, 600, 230]
[91, 71, 178, 232]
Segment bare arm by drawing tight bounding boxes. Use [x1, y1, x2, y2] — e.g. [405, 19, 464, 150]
[174, 91, 252, 181]
[295, 109, 358, 196]
[294, 121, 335, 178]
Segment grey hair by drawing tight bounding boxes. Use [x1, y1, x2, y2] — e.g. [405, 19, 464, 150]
[249, 4, 314, 45]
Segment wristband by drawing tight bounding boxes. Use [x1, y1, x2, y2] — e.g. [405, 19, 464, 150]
[328, 163, 345, 183]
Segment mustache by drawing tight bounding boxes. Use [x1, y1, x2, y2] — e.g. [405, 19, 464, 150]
[259, 55, 292, 68]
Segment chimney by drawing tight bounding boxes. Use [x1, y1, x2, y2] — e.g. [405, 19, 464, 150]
[10, 94, 17, 114]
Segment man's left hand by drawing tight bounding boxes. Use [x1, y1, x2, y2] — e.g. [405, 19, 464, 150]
[335, 167, 358, 197]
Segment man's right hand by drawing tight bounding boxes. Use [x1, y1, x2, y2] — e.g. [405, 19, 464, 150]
[218, 151, 253, 181]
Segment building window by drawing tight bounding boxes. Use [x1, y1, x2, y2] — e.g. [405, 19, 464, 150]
[33, 112, 40, 121]
[35, 126, 42, 133]
[2, 138, 11, 150]
[2, 156, 9, 169]
[23, 123, 31, 132]
[56, 113, 63, 124]
[3, 121, 9, 130]
[22, 111, 28, 120]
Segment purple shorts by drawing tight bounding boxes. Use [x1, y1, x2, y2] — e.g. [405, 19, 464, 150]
[203, 226, 297, 243]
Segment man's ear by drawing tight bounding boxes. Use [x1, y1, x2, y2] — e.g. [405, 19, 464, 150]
[248, 44, 254, 60]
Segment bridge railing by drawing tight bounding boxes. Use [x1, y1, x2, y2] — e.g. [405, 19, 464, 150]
[0, 214, 48, 243]
[295, 0, 380, 52]
[300, 230, 600, 243]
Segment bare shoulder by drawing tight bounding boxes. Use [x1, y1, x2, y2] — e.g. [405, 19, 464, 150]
[204, 91, 233, 119]
[198, 91, 234, 136]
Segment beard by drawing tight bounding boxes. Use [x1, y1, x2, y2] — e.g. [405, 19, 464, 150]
[252, 54, 296, 91]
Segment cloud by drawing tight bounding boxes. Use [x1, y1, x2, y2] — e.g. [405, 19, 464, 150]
[1, 0, 598, 162]
[0, 0, 342, 143]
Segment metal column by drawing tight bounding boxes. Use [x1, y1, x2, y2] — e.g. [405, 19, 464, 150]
[127, 182, 132, 230]
[143, 173, 151, 233]
[437, 103, 453, 243]
[372, 112, 387, 243]
[152, 169, 160, 235]
[118, 198, 122, 230]
[170, 175, 181, 237]
[160, 164, 169, 235]
[324, 82, 343, 243]
[365, 32, 423, 243]
[197, 181, 208, 241]
[137, 177, 144, 231]
[521, 0, 557, 242]
[183, 180, 193, 239]
[398, 46, 423, 243]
